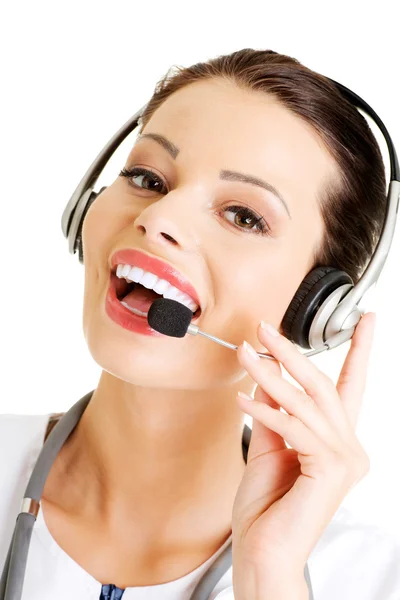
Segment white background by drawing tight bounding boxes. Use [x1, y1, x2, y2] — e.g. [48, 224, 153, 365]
[1, 1, 399, 540]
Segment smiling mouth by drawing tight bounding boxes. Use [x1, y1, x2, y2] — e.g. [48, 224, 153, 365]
[111, 270, 202, 321]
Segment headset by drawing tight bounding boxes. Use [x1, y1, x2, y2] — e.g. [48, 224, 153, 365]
[61, 77, 400, 354]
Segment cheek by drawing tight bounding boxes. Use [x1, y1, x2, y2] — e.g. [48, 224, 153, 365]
[211, 245, 308, 347]
[81, 192, 129, 263]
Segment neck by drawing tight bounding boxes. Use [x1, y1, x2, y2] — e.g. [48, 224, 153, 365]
[50, 370, 251, 550]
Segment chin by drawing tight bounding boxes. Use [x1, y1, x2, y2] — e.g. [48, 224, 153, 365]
[82, 301, 243, 389]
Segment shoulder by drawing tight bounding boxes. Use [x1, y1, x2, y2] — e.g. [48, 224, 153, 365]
[0, 412, 50, 469]
[308, 504, 400, 598]
[0, 412, 50, 567]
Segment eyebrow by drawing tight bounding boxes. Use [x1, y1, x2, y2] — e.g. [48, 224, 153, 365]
[136, 132, 291, 219]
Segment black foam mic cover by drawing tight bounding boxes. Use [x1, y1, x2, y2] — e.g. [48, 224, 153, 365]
[147, 298, 193, 337]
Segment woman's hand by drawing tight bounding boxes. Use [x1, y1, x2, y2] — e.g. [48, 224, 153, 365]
[231, 312, 376, 596]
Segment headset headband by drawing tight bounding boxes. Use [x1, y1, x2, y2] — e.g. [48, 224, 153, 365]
[61, 76, 400, 350]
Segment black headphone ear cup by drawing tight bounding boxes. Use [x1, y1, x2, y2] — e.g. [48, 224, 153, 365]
[281, 266, 354, 349]
[76, 186, 108, 264]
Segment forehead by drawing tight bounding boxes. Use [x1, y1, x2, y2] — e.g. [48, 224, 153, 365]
[140, 78, 338, 219]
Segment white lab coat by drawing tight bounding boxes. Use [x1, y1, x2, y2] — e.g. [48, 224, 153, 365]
[1, 412, 400, 599]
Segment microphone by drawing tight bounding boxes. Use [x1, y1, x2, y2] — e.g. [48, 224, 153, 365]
[147, 298, 345, 360]
[147, 298, 277, 360]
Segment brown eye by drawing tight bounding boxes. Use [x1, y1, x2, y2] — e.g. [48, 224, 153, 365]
[119, 166, 168, 194]
[222, 205, 271, 236]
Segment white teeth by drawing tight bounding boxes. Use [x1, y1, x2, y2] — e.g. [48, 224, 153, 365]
[153, 278, 171, 295]
[128, 266, 144, 283]
[121, 264, 131, 278]
[120, 301, 147, 317]
[163, 286, 184, 301]
[140, 272, 159, 289]
[115, 263, 200, 313]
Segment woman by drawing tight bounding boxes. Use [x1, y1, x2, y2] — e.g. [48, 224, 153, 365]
[1, 48, 400, 599]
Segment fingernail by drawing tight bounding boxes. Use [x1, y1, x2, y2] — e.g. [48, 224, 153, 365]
[260, 321, 280, 337]
[237, 391, 254, 401]
[243, 340, 260, 360]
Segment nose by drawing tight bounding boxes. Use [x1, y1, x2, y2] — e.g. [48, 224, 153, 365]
[133, 189, 200, 250]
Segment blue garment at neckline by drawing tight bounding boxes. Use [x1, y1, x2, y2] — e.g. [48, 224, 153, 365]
[99, 583, 125, 599]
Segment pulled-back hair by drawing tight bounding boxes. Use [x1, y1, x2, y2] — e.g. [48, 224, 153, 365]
[137, 48, 387, 284]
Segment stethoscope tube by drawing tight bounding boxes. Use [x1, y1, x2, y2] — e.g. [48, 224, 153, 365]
[0, 514, 36, 600]
[0, 393, 314, 599]
[0, 392, 92, 600]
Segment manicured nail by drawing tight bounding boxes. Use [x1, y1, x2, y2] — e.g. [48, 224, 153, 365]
[243, 340, 260, 360]
[260, 321, 279, 337]
[237, 391, 254, 401]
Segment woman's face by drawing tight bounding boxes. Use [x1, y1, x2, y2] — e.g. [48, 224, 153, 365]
[81, 78, 338, 390]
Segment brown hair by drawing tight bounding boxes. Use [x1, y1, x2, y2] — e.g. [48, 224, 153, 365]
[137, 48, 387, 285]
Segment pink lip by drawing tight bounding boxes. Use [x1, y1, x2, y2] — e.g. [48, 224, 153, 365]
[110, 248, 202, 308]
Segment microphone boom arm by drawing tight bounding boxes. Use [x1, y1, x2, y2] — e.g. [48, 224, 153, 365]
[186, 324, 346, 360]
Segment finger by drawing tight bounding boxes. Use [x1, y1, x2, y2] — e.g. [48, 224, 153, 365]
[238, 345, 285, 458]
[238, 347, 342, 450]
[336, 312, 376, 429]
[236, 393, 324, 456]
[244, 385, 287, 461]
[254, 323, 350, 432]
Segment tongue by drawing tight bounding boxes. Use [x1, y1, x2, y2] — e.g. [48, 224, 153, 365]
[121, 283, 161, 313]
